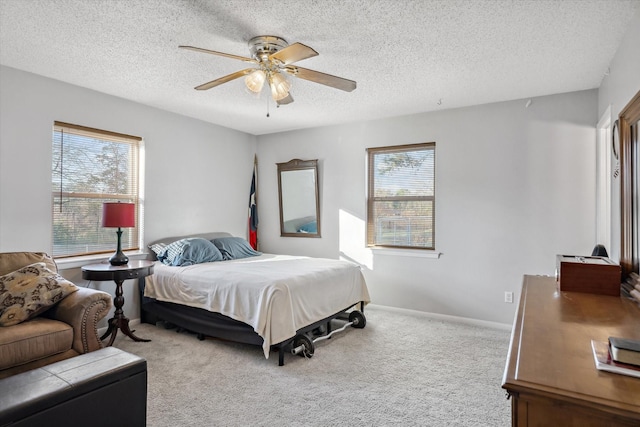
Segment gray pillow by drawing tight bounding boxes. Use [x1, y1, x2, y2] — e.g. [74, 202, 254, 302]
[211, 237, 261, 260]
[157, 237, 223, 266]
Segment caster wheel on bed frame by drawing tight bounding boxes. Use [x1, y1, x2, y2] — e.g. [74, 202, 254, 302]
[349, 311, 366, 329]
[293, 334, 314, 358]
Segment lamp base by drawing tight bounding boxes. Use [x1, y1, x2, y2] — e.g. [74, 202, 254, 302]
[109, 251, 129, 266]
[109, 228, 129, 265]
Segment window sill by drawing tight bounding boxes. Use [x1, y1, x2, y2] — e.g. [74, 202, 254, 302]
[55, 251, 148, 270]
[370, 247, 441, 259]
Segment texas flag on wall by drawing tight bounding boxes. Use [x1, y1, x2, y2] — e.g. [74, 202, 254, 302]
[248, 156, 258, 250]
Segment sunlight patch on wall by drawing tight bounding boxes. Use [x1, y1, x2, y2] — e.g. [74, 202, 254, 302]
[339, 209, 373, 270]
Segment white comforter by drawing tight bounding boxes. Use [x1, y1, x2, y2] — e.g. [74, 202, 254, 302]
[144, 254, 370, 358]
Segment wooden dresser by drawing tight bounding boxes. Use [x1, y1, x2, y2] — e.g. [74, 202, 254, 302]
[502, 275, 640, 426]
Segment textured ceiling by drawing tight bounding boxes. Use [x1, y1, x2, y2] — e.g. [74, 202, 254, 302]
[1, 0, 638, 135]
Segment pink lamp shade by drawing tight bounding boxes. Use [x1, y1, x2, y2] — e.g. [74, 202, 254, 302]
[102, 203, 135, 228]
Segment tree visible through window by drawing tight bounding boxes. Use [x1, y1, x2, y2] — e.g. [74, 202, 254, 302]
[367, 143, 435, 249]
[52, 122, 141, 258]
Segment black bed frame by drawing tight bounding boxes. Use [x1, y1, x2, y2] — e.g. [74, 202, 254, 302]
[138, 278, 365, 366]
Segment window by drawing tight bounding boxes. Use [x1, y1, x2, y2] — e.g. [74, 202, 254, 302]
[367, 142, 435, 249]
[52, 122, 141, 258]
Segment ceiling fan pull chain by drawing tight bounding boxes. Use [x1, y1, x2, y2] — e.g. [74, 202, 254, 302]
[266, 94, 270, 118]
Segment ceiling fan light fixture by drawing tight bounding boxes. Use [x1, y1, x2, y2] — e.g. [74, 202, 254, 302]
[269, 71, 291, 101]
[181, 35, 357, 107]
[245, 69, 266, 93]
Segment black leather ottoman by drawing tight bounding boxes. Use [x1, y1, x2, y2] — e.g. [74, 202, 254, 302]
[0, 347, 146, 427]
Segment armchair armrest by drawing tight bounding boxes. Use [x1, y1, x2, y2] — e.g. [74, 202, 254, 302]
[45, 287, 112, 354]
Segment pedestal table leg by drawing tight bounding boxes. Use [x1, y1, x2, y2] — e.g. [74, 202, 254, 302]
[103, 278, 150, 345]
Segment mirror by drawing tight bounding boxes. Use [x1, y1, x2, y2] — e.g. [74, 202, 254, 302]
[277, 159, 321, 237]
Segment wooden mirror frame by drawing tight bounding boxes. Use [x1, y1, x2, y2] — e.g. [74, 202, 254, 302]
[619, 90, 640, 280]
[277, 159, 321, 238]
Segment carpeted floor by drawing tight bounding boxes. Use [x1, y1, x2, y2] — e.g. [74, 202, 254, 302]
[114, 305, 511, 426]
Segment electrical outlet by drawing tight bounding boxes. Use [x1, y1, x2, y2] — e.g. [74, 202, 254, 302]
[504, 291, 513, 303]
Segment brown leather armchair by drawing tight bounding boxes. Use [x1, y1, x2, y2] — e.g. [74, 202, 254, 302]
[0, 252, 113, 379]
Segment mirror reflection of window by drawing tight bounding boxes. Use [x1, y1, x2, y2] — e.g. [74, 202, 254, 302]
[277, 159, 320, 237]
[281, 169, 316, 222]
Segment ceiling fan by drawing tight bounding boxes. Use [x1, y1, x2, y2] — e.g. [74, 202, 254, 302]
[180, 36, 356, 106]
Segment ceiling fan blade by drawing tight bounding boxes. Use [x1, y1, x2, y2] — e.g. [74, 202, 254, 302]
[179, 45, 256, 63]
[284, 66, 356, 92]
[277, 94, 294, 105]
[194, 68, 254, 90]
[270, 43, 318, 65]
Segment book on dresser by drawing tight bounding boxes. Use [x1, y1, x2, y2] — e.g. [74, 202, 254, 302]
[591, 340, 640, 379]
[609, 337, 640, 366]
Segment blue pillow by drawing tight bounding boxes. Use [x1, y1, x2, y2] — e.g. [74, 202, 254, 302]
[157, 237, 223, 266]
[211, 237, 261, 260]
[298, 221, 317, 233]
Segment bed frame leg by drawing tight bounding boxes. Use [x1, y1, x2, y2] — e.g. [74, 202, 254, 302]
[279, 346, 285, 366]
[140, 308, 159, 325]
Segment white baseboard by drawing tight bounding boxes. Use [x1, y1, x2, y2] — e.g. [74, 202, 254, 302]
[366, 303, 512, 331]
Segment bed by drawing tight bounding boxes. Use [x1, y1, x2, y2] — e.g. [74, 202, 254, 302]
[139, 232, 370, 365]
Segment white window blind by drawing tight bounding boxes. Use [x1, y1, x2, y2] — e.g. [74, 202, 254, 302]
[367, 142, 435, 249]
[52, 121, 141, 258]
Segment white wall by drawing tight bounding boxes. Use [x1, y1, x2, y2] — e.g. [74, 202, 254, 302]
[0, 64, 614, 327]
[0, 65, 257, 323]
[258, 90, 598, 325]
[597, 7, 640, 263]
[598, 8, 640, 120]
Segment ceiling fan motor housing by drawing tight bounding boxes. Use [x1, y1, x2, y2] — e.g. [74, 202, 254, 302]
[248, 36, 288, 63]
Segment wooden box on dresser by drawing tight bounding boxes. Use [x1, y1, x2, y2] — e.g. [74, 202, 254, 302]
[502, 275, 640, 427]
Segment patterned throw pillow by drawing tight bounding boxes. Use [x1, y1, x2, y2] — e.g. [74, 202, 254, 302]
[148, 242, 167, 258]
[157, 238, 223, 266]
[0, 262, 78, 326]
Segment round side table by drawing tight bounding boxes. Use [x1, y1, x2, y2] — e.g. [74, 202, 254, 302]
[82, 260, 155, 346]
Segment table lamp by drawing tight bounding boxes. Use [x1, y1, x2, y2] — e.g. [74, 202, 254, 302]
[102, 202, 135, 266]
